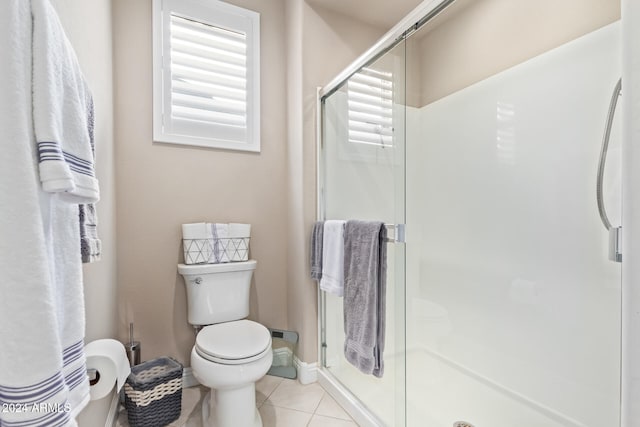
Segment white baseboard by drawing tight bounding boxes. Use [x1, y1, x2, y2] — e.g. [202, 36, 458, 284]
[182, 367, 200, 388]
[317, 369, 383, 427]
[105, 391, 120, 427]
[293, 355, 317, 385]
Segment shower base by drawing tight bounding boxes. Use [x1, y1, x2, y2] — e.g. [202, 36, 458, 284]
[318, 348, 590, 427]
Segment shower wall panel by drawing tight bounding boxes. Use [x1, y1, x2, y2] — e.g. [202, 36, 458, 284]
[406, 22, 621, 427]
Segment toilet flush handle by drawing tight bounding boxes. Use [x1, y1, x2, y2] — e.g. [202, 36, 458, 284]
[194, 277, 203, 285]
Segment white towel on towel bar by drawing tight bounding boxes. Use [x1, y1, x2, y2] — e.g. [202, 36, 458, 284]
[0, 1, 90, 425]
[32, 0, 98, 204]
[0, 2, 93, 425]
[34, 0, 91, 417]
[320, 220, 346, 297]
[44, 195, 91, 417]
[0, 3, 70, 426]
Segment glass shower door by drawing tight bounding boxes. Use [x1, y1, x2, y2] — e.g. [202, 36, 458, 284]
[320, 40, 406, 427]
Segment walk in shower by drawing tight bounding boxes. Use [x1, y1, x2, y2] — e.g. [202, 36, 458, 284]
[318, 1, 623, 426]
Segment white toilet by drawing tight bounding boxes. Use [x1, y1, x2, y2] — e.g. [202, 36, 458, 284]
[178, 260, 272, 427]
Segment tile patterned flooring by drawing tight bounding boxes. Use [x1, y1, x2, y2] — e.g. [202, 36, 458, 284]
[117, 375, 359, 427]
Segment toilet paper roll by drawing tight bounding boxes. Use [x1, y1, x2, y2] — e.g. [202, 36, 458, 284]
[85, 339, 131, 401]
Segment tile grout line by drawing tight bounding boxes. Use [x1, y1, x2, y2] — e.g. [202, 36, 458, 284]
[312, 389, 357, 424]
[312, 390, 326, 414]
[260, 377, 285, 407]
[311, 414, 359, 425]
[302, 389, 325, 427]
[266, 378, 285, 400]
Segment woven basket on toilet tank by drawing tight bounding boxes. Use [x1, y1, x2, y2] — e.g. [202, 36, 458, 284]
[124, 357, 183, 427]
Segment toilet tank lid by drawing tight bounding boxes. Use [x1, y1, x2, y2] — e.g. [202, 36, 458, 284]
[178, 260, 257, 275]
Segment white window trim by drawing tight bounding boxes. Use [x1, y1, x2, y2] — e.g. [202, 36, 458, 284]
[152, 0, 261, 152]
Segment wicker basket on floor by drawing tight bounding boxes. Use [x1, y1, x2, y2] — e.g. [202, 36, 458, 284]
[124, 357, 183, 427]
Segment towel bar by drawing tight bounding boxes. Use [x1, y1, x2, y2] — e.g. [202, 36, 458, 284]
[384, 224, 405, 243]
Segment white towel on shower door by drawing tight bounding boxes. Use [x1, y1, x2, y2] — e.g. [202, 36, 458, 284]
[320, 220, 346, 297]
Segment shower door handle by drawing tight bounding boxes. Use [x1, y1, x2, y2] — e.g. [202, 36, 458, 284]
[596, 78, 622, 263]
[609, 226, 622, 262]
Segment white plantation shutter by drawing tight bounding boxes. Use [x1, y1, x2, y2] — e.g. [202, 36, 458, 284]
[170, 15, 247, 128]
[348, 67, 394, 147]
[153, 0, 260, 152]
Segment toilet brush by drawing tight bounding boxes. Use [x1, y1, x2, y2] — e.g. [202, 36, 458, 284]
[125, 322, 141, 366]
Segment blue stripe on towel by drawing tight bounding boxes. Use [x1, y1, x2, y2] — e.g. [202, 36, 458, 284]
[64, 365, 87, 391]
[37, 142, 95, 177]
[37, 142, 63, 161]
[62, 341, 88, 392]
[0, 372, 66, 405]
[59, 150, 92, 167]
[62, 341, 83, 367]
[61, 154, 94, 176]
[0, 371, 73, 427]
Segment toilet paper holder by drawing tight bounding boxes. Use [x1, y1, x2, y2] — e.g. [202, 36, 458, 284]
[87, 368, 100, 386]
[84, 338, 132, 401]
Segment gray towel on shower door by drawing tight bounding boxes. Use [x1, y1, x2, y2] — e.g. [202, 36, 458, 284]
[343, 220, 387, 378]
[310, 221, 324, 280]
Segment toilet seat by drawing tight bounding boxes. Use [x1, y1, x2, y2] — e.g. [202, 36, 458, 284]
[196, 319, 271, 365]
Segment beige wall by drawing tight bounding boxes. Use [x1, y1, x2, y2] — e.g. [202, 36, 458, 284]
[113, 0, 289, 365]
[285, 1, 386, 362]
[411, 0, 621, 106]
[285, 0, 307, 362]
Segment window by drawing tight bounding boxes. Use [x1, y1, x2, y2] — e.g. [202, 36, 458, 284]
[347, 67, 393, 147]
[153, 0, 260, 152]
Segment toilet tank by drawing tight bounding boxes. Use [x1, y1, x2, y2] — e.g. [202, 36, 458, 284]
[178, 260, 257, 326]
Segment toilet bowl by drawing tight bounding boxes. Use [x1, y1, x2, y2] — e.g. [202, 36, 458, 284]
[178, 260, 271, 427]
[191, 320, 272, 427]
